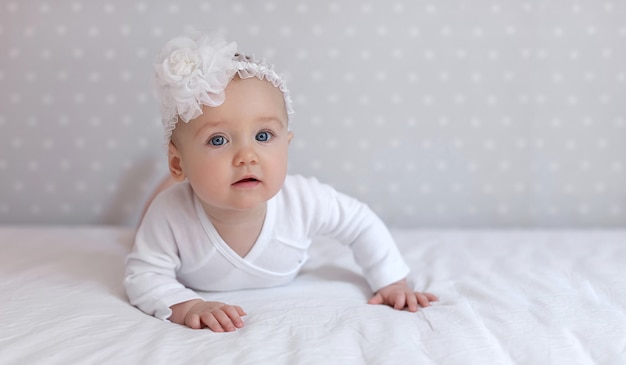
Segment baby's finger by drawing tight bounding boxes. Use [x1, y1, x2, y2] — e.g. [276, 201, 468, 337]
[213, 310, 237, 332]
[393, 292, 406, 310]
[416, 293, 432, 308]
[185, 313, 202, 330]
[223, 306, 245, 328]
[425, 292, 439, 302]
[233, 305, 247, 317]
[406, 294, 418, 312]
[200, 313, 225, 332]
[368, 293, 384, 305]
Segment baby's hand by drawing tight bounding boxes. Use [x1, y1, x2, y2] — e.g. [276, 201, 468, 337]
[368, 279, 438, 312]
[169, 299, 247, 332]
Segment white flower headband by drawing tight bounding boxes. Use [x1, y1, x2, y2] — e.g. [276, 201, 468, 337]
[152, 33, 294, 142]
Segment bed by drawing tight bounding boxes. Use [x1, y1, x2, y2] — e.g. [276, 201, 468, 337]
[1, 226, 625, 364]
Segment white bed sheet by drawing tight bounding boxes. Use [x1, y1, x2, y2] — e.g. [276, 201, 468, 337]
[1, 226, 625, 364]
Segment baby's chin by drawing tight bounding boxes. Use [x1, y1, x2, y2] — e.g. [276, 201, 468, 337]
[200, 197, 269, 215]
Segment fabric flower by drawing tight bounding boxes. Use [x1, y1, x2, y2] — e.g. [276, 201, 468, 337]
[151, 32, 294, 144]
[152, 34, 237, 141]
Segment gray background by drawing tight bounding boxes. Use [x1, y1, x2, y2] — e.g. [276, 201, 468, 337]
[1, 0, 625, 228]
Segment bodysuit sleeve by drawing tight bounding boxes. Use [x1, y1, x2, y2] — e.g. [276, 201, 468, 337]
[289, 176, 411, 292]
[124, 187, 202, 321]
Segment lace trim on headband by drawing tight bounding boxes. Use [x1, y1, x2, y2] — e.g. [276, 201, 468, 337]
[151, 33, 294, 144]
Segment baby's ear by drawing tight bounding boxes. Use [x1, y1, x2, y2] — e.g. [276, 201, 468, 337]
[168, 142, 187, 182]
[287, 131, 294, 144]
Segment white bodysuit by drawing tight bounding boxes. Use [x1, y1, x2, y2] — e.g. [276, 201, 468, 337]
[124, 175, 410, 320]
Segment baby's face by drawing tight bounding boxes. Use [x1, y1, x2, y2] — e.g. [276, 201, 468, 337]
[169, 76, 292, 214]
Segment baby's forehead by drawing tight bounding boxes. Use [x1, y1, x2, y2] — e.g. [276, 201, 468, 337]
[211, 78, 289, 117]
[178, 94, 288, 134]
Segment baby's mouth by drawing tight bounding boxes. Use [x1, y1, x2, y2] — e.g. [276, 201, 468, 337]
[232, 177, 260, 186]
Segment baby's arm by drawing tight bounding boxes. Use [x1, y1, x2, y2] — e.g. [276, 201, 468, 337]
[367, 279, 438, 312]
[169, 299, 246, 332]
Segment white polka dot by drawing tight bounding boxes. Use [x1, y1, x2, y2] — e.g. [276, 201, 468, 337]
[121, 70, 132, 81]
[344, 26, 356, 37]
[41, 94, 53, 105]
[24, 26, 35, 37]
[74, 137, 85, 149]
[92, 204, 103, 216]
[9, 48, 20, 58]
[423, 50, 435, 60]
[360, 4, 372, 13]
[74, 93, 85, 104]
[231, 3, 244, 13]
[60, 203, 73, 214]
[567, 95, 579, 105]
[248, 25, 260, 36]
[578, 160, 591, 171]
[609, 205, 621, 216]
[341, 161, 353, 172]
[89, 72, 100, 82]
[168, 3, 179, 13]
[30, 205, 41, 215]
[13, 181, 24, 192]
[43, 138, 54, 149]
[586, 26, 597, 36]
[296, 3, 308, 13]
[10, 93, 21, 104]
[44, 183, 56, 194]
[505, 26, 517, 36]
[436, 161, 448, 171]
[103, 3, 115, 14]
[497, 204, 509, 215]
[391, 94, 403, 104]
[472, 27, 484, 37]
[310, 70, 323, 81]
[72, 48, 84, 59]
[136, 93, 148, 103]
[56, 25, 67, 36]
[105, 94, 117, 104]
[565, 140, 577, 150]
[612, 162, 623, 172]
[75, 181, 87, 192]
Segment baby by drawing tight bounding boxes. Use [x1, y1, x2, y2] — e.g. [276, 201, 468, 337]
[124, 33, 437, 332]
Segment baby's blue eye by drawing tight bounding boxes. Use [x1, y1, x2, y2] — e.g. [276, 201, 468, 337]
[208, 135, 226, 146]
[256, 131, 272, 142]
